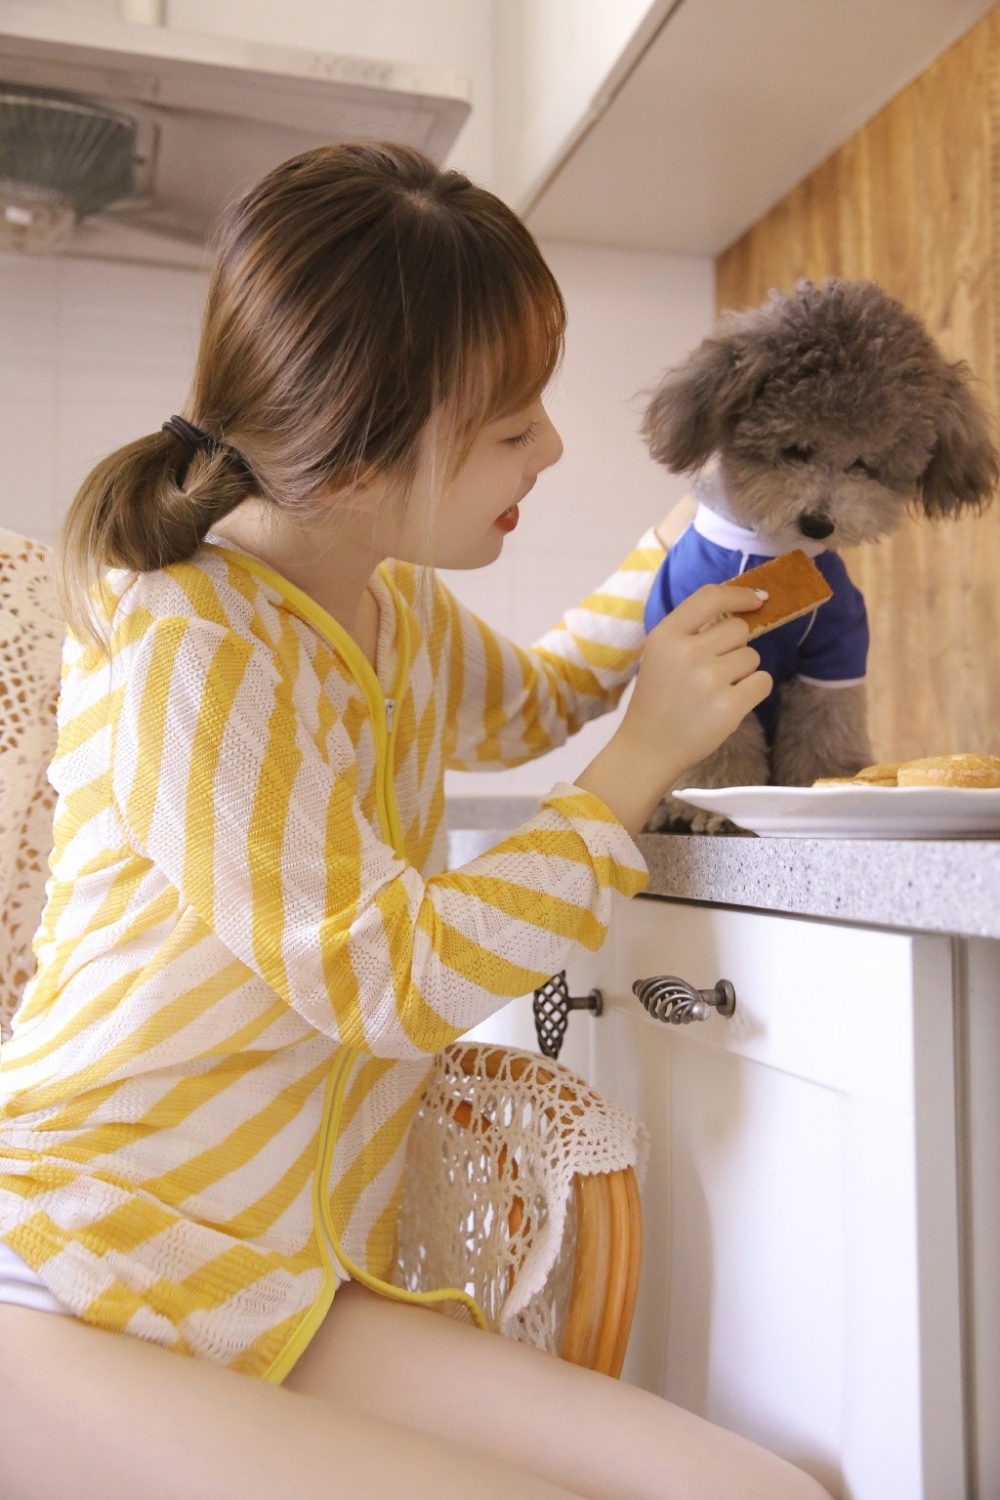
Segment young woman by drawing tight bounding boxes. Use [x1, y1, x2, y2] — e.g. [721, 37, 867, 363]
[0, 143, 826, 1500]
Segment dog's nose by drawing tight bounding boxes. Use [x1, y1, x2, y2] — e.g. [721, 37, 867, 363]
[799, 512, 835, 540]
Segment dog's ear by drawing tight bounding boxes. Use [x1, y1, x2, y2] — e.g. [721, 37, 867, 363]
[919, 360, 999, 517]
[642, 333, 763, 473]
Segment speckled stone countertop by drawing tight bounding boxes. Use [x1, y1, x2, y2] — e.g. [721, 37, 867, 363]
[447, 795, 1000, 941]
[635, 832, 1000, 940]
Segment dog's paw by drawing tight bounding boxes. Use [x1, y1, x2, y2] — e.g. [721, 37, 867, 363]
[644, 794, 736, 836]
[686, 807, 738, 835]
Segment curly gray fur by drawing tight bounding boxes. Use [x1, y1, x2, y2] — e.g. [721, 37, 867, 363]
[643, 278, 999, 549]
[770, 679, 872, 786]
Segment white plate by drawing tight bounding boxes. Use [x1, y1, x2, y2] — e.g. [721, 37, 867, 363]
[673, 784, 1000, 839]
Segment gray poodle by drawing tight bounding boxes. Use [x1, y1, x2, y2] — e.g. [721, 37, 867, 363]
[640, 277, 999, 832]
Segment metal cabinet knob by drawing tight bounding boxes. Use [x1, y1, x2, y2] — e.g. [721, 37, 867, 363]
[632, 974, 737, 1025]
[532, 970, 603, 1059]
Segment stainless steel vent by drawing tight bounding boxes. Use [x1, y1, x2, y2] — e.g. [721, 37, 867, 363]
[0, 85, 153, 251]
[0, 4, 470, 265]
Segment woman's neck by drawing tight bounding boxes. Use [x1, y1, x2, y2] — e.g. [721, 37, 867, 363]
[210, 500, 383, 666]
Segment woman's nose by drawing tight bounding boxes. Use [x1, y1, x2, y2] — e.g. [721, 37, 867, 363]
[533, 410, 564, 473]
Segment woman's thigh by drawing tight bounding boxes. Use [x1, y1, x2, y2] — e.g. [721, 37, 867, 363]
[0, 1304, 581, 1500]
[287, 1284, 830, 1500]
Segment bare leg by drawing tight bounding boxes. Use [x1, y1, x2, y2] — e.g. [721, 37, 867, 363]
[288, 1283, 830, 1500]
[770, 678, 871, 785]
[0, 1304, 582, 1500]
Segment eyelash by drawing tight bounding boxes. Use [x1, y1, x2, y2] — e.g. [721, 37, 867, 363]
[505, 422, 539, 449]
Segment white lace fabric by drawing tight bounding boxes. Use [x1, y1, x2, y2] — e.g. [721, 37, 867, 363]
[0, 530, 64, 1041]
[396, 1043, 648, 1353]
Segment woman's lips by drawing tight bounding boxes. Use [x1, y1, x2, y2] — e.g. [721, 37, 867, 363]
[495, 503, 519, 533]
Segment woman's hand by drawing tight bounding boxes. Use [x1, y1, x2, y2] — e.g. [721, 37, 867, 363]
[575, 583, 771, 837]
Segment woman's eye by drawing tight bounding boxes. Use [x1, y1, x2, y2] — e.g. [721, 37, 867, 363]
[505, 422, 539, 449]
[847, 457, 878, 478]
[781, 444, 813, 463]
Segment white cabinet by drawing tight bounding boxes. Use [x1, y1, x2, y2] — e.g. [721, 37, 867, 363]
[584, 896, 964, 1500]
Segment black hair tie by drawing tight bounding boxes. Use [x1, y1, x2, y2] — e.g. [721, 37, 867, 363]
[161, 415, 218, 458]
[162, 415, 256, 497]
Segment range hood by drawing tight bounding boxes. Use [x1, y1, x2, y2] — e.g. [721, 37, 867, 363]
[0, 3, 470, 266]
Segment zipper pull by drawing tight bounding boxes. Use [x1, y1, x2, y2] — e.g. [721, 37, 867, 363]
[385, 697, 394, 732]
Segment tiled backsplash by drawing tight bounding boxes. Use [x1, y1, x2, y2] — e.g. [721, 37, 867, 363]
[0, 238, 713, 796]
[0, 253, 207, 545]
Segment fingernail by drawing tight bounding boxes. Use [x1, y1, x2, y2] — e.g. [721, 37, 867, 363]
[753, 589, 769, 600]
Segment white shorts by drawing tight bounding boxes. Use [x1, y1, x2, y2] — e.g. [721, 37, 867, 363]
[0, 1239, 71, 1315]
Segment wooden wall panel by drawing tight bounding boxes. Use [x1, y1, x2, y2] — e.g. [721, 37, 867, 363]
[716, 10, 1000, 762]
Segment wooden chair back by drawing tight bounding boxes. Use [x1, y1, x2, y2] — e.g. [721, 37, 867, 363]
[448, 1045, 642, 1378]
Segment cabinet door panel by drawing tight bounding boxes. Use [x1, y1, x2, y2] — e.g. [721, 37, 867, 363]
[592, 897, 963, 1500]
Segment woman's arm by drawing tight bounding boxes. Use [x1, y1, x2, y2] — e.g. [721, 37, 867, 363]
[446, 527, 666, 771]
[110, 616, 648, 1063]
[446, 499, 698, 772]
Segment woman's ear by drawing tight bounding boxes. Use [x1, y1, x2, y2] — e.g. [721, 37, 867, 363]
[919, 360, 1000, 517]
[641, 331, 763, 474]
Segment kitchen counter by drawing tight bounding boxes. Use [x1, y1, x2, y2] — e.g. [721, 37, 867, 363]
[447, 795, 1000, 941]
[636, 832, 1000, 941]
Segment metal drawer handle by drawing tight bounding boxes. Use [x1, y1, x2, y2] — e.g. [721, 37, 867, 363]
[532, 971, 603, 1059]
[632, 974, 737, 1025]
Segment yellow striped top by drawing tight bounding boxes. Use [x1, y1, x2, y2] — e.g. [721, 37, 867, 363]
[0, 528, 662, 1379]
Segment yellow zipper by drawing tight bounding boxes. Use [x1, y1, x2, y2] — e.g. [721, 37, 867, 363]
[312, 1043, 488, 1329]
[207, 545, 489, 1372]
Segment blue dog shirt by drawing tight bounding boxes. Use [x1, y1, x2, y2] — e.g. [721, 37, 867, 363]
[644, 500, 869, 745]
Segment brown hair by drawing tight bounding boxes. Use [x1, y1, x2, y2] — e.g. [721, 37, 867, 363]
[59, 142, 565, 645]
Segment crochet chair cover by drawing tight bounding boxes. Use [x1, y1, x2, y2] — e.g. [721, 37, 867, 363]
[0, 530, 64, 1041]
[396, 1043, 648, 1353]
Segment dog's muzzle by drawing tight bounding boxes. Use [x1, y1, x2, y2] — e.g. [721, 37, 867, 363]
[798, 512, 835, 540]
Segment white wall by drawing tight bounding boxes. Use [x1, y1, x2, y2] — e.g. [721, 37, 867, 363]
[492, 0, 666, 208]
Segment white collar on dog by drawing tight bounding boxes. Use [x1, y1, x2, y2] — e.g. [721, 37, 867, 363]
[692, 502, 827, 559]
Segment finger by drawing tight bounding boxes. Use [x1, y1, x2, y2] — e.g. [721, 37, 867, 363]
[697, 613, 754, 654]
[719, 585, 770, 613]
[719, 644, 762, 685]
[669, 582, 767, 635]
[733, 668, 773, 712]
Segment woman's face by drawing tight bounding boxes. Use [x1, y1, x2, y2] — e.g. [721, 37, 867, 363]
[380, 399, 564, 569]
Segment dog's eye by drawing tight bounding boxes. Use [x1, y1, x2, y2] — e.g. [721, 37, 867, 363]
[781, 444, 813, 463]
[847, 457, 879, 479]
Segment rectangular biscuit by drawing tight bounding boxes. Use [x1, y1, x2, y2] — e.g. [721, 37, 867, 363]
[722, 549, 833, 639]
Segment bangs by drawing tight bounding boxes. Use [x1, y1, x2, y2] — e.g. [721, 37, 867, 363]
[477, 277, 566, 426]
[440, 237, 566, 451]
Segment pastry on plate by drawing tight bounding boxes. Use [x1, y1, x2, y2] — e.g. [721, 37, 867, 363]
[812, 752, 1000, 789]
[896, 753, 1000, 788]
[812, 760, 900, 788]
[854, 761, 901, 784]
